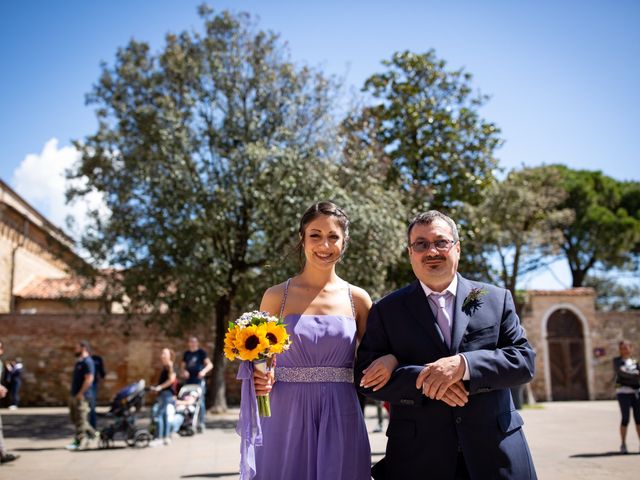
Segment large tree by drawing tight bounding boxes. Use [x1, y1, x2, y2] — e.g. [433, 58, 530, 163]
[473, 166, 573, 297]
[67, 7, 404, 410]
[350, 50, 503, 283]
[620, 180, 640, 268]
[552, 167, 640, 287]
[361, 50, 501, 212]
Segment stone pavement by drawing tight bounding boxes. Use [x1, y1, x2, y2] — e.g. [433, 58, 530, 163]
[0, 401, 637, 479]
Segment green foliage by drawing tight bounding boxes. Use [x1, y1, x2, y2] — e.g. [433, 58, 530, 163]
[348, 49, 503, 283]
[361, 49, 501, 213]
[552, 167, 640, 287]
[620, 181, 640, 262]
[470, 166, 573, 294]
[70, 9, 338, 328]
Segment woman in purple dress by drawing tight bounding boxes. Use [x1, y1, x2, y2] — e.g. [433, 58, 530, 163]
[249, 201, 396, 480]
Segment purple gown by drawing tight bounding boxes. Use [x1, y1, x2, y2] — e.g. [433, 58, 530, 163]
[253, 282, 371, 480]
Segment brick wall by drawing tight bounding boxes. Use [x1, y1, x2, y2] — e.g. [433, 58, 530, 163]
[0, 313, 242, 406]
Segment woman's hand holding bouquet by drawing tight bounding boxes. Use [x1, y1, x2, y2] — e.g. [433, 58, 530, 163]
[224, 311, 291, 416]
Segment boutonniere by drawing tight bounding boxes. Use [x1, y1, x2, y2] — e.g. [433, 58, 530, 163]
[462, 287, 488, 316]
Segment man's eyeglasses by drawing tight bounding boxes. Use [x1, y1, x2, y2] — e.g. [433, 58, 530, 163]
[409, 238, 457, 253]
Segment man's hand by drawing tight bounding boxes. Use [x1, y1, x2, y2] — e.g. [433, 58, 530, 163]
[360, 354, 399, 391]
[75, 392, 84, 401]
[253, 368, 275, 396]
[0, 385, 7, 399]
[415, 355, 466, 401]
[432, 381, 469, 407]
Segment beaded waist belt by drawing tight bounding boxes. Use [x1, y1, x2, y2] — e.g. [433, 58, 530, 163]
[275, 366, 354, 383]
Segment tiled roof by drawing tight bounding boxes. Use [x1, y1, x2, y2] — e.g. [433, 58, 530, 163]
[16, 276, 106, 300]
[526, 288, 595, 296]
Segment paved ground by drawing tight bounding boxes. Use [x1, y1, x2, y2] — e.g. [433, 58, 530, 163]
[0, 401, 637, 479]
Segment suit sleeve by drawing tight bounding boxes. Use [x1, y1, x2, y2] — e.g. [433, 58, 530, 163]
[355, 302, 428, 406]
[463, 289, 536, 394]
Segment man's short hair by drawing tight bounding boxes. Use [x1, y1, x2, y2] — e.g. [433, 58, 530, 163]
[407, 210, 460, 245]
[79, 340, 91, 353]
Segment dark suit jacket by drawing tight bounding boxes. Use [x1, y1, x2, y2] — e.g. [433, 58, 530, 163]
[355, 274, 537, 480]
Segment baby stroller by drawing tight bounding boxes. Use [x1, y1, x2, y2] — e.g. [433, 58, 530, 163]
[99, 379, 152, 448]
[175, 384, 202, 436]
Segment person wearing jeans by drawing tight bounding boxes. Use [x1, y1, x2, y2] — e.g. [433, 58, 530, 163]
[150, 348, 177, 447]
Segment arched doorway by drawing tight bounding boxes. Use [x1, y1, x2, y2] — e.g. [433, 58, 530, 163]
[547, 308, 589, 400]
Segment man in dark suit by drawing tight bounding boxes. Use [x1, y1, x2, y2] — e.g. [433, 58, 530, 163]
[356, 210, 537, 479]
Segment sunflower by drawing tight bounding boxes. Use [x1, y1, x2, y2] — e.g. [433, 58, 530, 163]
[264, 322, 290, 354]
[234, 324, 270, 361]
[223, 327, 240, 361]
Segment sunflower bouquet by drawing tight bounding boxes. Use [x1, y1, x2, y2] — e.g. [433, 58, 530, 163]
[224, 311, 291, 417]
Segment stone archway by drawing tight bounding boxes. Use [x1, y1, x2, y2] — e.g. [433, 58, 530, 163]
[547, 308, 589, 400]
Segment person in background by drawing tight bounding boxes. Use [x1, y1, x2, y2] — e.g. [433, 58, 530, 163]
[66, 340, 96, 451]
[88, 353, 106, 429]
[150, 347, 177, 447]
[613, 340, 640, 454]
[167, 390, 199, 435]
[5, 357, 23, 410]
[0, 340, 19, 464]
[181, 337, 212, 433]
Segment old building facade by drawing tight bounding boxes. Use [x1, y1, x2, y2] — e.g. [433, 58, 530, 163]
[0, 179, 77, 314]
[522, 289, 640, 401]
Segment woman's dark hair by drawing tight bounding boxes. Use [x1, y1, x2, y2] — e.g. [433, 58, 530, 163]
[296, 201, 350, 265]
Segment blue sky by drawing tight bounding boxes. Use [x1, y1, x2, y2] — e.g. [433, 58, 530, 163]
[1, 0, 638, 288]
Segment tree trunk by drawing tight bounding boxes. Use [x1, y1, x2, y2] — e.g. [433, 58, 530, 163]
[572, 268, 585, 287]
[210, 296, 231, 412]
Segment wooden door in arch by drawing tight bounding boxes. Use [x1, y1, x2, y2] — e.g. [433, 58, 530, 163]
[547, 308, 588, 401]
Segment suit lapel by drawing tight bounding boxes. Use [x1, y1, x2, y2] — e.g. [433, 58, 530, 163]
[451, 273, 472, 353]
[404, 281, 449, 356]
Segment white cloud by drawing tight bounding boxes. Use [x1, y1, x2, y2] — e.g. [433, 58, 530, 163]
[12, 137, 108, 242]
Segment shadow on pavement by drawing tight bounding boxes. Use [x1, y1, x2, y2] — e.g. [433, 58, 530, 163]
[2, 412, 74, 440]
[3, 409, 237, 441]
[570, 451, 640, 458]
[203, 418, 237, 430]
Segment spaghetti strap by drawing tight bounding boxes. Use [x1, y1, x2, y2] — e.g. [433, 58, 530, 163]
[279, 278, 291, 319]
[347, 284, 356, 319]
